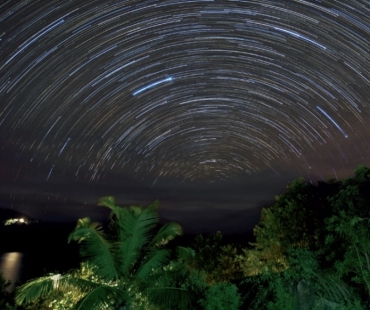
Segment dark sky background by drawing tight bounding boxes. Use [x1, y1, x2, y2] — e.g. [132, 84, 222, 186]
[0, 0, 369, 234]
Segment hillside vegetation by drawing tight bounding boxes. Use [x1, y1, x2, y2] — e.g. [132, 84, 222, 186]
[3, 165, 370, 309]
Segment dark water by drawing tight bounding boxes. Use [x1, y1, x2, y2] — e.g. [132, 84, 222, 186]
[0, 247, 80, 293]
[0, 252, 23, 292]
[0, 223, 81, 292]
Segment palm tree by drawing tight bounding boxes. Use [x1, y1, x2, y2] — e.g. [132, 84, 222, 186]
[16, 196, 194, 310]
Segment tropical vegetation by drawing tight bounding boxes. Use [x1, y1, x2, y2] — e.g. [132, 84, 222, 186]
[1, 165, 370, 309]
[15, 197, 194, 310]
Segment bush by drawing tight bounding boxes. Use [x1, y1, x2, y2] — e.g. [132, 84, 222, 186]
[200, 282, 240, 310]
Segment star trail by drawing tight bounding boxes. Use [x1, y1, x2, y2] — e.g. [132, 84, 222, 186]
[133, 76, 174, 96]
[0, 0, 370, 230]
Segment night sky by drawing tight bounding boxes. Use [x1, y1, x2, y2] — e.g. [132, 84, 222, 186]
[1, 0, 369, 233]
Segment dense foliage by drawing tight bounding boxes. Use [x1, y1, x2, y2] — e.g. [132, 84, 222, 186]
[5, 165, 370, 309]
[243, 165, 370, 309]
[0, 273, 16, 309]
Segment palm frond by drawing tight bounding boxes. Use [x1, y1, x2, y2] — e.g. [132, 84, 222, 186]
[147, 199, 160, 209]
[316, 275, 353, 304]
[15, 269, 112, 306]
[315, 298, 348, 309]
[176, 246, 195, 261]
[136, 249, 171, 280]
[114, 206, 142, 242]
[69, 217, 92, 241]
[119, 204, 160, 275]
[62, 276, 102, 292]
[146, 286, 190, 310]
[150, 222, 183, 247]
[68, 222, 119, 281]
[97, 196, 117, 210]
[73, 285, 129, 310]
[16, 275, 61, 305]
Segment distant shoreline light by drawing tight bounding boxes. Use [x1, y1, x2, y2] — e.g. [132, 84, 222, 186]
[132, 76, 173, 96]
[4, 218, 28, 226]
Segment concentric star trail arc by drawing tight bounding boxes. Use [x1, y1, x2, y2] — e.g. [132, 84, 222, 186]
[0, 0, 370, 186]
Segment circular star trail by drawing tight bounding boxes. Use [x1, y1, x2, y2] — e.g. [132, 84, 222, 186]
[1, 0, 370, 186]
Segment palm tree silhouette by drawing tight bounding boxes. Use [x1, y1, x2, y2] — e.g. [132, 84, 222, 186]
[16, 196, 193, 310]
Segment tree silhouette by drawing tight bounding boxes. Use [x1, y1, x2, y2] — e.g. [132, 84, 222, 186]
[16, 196, 193, 310]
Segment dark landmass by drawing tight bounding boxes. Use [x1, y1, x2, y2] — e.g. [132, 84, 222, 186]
[0, 208, 33, 223]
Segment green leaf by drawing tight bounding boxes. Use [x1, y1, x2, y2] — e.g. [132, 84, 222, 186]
[73, 286, 129, 310]
[68, 222, 119, 281]
[97, 196, 116, 209]
[150, 222, 183, 247]
[136, 249, 171, 280]
[118, 204, 159, 275]
[176, 246, 195, 261]
[146, 287, 190, 310]
[16, 275, 100, 305]
[16, 276, 59, 305]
